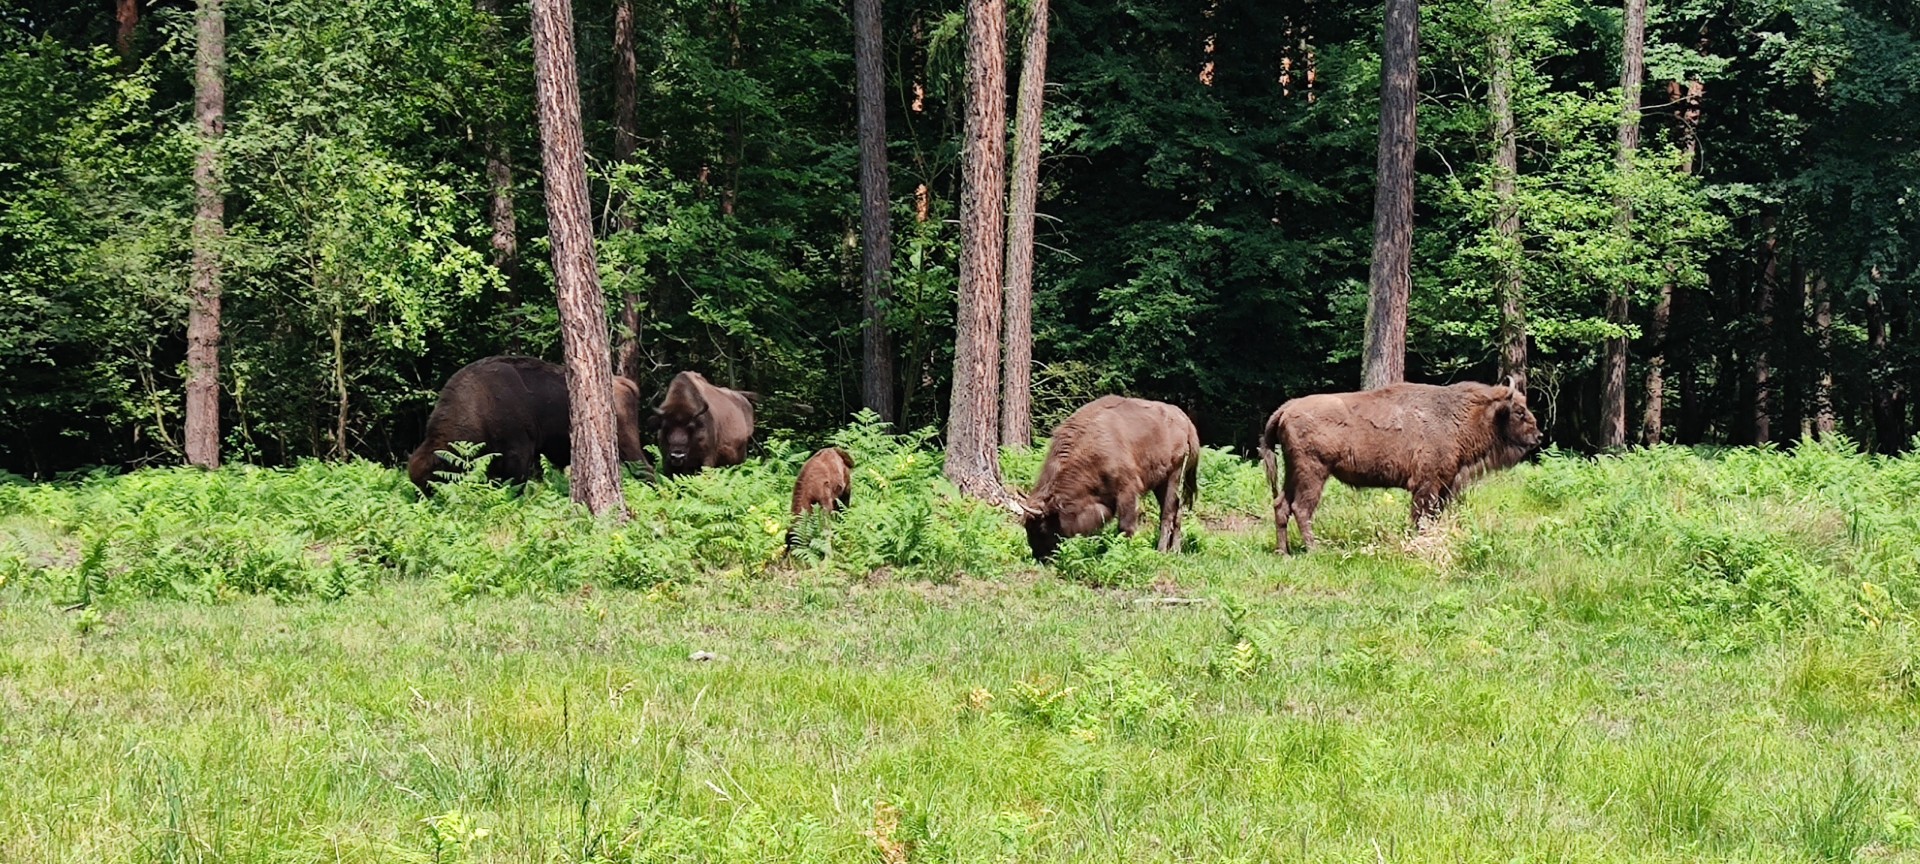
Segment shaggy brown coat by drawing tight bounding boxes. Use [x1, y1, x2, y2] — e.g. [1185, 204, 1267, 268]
[1019, 396, 1201, 560]
[1258, 379, 1543, 552]
[407, 356, 647, 496]
[652, 371, 758, 476]
[786, 446, 853, 549]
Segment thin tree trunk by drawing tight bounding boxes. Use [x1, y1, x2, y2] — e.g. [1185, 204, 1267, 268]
[474, 0, 519, 286]
[1000, 0, 1048, 448]
[1600, 0, 1645, 449]
[185, 0, 225, 469]
[612, 0, 644, 383]
[116, 0, 139, 58]
[945, 0, 1008, 501]
[853, 0, 896, 423]
[1753, 214, 1778, 445]
[722, 0, 742, 217]
[1361, 0, 1418, 390]
[332, 312, 349, 459]
[1640, 76, 1702, 445]
[1489, 0, 1524, 392]
[1866, 286, 1908, 453]
[1811, 273, 1835, 439]
[533, 0, 626, 516]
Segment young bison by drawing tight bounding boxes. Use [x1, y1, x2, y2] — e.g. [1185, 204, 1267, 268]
[1017, 396, 1201, 561]
[786, 446, 853, 550]
[1258, 378, 1543, 553]
[408, 356, 648, 496]
[651, 371, 758, 477]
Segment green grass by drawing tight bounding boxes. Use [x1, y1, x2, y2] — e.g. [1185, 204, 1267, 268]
[3, 431, 1920, 861]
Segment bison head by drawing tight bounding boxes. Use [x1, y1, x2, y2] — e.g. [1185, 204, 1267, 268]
[652, 375, 712, 476]
[1018, 497, 1112, 562]
[1491, 376, 1545, 451]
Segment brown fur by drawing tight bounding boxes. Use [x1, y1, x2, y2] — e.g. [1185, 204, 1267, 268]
[1020, 395, 1201, 561]
[652, 371, 758, 477]
[407, 356, 648, 496]
[786, 446, 854, 549]
[1257, 380, 1543, 552]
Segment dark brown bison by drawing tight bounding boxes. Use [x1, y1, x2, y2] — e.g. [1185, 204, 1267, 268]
[407, 356, 648, 496]
[1016, 396, 1201, 561]
[1257, 378, 1543, 552]
[651, 371, 758, 477]
[786, 446, 853, 550]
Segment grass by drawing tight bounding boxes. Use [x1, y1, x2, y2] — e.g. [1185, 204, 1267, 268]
[3, 428, 1920, 861]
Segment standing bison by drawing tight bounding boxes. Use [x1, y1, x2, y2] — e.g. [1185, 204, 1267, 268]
[1016, 396, 1201, 561]
[652, 371, 758, 477]
[787, 446, 853, 550]
[407, 356, 648, 496]
[1258, 378, 1543, 552]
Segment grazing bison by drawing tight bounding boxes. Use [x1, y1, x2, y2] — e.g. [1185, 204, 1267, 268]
[1258, 378, 1543, 553]
[652, 371, 758, 476]
[1017, 396, 1201, 561]
[787, 446, 854, 550]
[407, 356, 648, 496]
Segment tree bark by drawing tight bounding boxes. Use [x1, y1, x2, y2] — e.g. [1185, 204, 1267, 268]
[185, 0, 225, 469]
[1811, 273, 1835, 439]
[853, 0, 896, 423]
[1599, 0, 1645, 449]
[475, 0, 519, 289]
[1489, 0, 1524, 393]
[1641, 76, 1702, 445]
[945, 0, 1008, 501]
[1752, 214, 1778, 445]
[1000, 0, 1048, 448]
[533, 0, 626, 516]
[612, 0, 644, 383]
[1360, 0, 1418, 390]
[116, 0, 139, 58]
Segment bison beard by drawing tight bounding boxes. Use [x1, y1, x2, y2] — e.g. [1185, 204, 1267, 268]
[1018, 396, 1200, 561]
[652, 371, 758, 477]
[786, 446, 853, 550]
[407, 356, 648, 496]
[1258, 379, 1543, 553]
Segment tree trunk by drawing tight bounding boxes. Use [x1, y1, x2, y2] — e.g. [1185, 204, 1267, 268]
[1811, 273, 1835, 439]
[722, 0, 742, 217]
[116, 0, 139, 58]
[1753, 214, 1778, 445]
[475, 0, 519, 288]
[1639, 76, 1701, 446]
[853, 0, 896, 423]
[1866, 288, 1908, 453]
[611, 0, 645, 383]
[1000, 0, 1048, 448]
[1489, 0, 1524, 393]
[945, 0, 1008, 501]
[1599, 0, 1645, 449]
[1360, 0, 1418, 390]
[533, 0, 626, 516]
[185, 0, 225, 469]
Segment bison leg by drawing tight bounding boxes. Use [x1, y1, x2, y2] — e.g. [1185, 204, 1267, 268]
[1409, 482, 1451, 532]
[1270, 488, 1292, 554]
[1285, 466, 1327, 552]
[1115, 494, 1142, 537]
[1155, 475, 1183, 553]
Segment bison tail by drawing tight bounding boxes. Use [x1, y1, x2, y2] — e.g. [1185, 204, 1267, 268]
[1183, 445, 1200, 508]
[1257, 417, 1281, 504]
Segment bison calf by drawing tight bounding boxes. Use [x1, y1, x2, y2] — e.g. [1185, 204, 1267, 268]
[408, 356, 648, 496]
[652, 371, 758, 477]
[1258, 378, 1543, 553]
[787, 446, 853, 550]
[1017, 396, 1201, 561]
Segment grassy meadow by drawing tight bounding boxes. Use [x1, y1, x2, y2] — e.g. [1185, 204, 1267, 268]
[3, 423, 1920, 862]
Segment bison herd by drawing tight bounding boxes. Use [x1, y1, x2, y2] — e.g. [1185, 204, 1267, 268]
[409, 356, 1545, 562]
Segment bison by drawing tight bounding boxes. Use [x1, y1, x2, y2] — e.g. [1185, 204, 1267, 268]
[407, 355, 648, 496]
[651, 371, 758, 477]
[1016, 396, 1201, 561]
[1257, 378, 1543, 553]
[786, 446, 853, 550]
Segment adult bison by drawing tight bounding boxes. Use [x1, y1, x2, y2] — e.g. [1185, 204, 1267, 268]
[787, 446, 853, 550]
[407, 356, 648, 496]
[1016, 396, 1201, 561]
[1258, 378, 1543, 553]
[652, 371, 758, 477]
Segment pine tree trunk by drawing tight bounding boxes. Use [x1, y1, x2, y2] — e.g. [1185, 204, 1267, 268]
[1000, 0, 1048, 448]
[533, 0, 626, 517]
[1811, 273, 1835, 439]
[853, 0, 896, 423]
[612, 0, 644, 383]
[1361, 0, 1418, 390]
[1753, 214, 1778, 445]
[1640, 77, 1701, 445]
[185, 0, 225, 469]
[473, 0, 519, 292]
[1600, 0, 1645, 449]
[116, 0, 139, 58]
[945, 0, 1008, 501]
[1489, 0, 1524, 392]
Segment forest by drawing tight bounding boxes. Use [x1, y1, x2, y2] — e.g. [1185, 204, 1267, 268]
[1, 0, 1916, 477]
